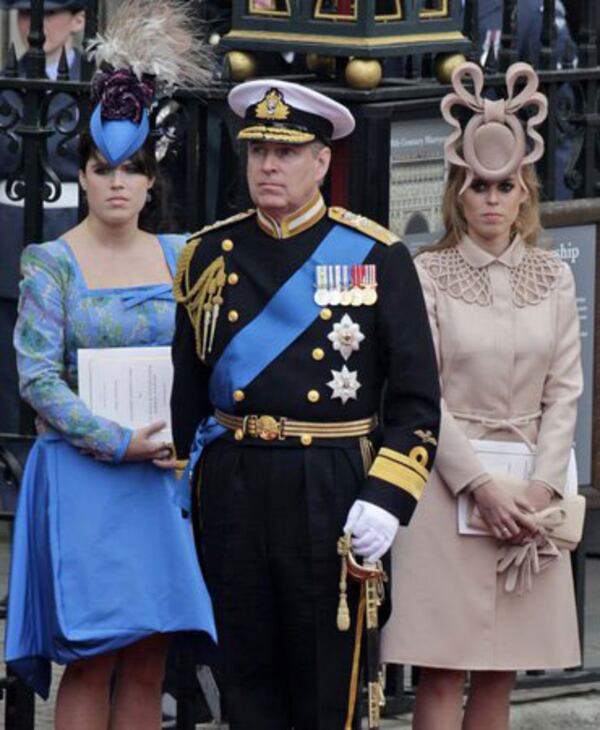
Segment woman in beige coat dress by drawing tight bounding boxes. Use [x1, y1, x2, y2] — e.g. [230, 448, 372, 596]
[382, 63, 583, 730]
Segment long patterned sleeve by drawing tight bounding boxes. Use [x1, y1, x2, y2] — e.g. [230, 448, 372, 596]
[14, 244, 132, 461]
[358, 242, 441, 524]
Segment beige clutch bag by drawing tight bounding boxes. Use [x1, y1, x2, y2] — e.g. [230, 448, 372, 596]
[467, 475, 586, 594]
[467, 474, 586, 551]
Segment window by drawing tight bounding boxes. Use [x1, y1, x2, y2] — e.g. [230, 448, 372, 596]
[314, 1, 358, 21]
[420, 0, 448, 19]
[375, 1, 402, 21]
[248, 0, 291, 17]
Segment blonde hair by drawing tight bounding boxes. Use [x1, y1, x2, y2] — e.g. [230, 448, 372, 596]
[425, 164, 541, 253]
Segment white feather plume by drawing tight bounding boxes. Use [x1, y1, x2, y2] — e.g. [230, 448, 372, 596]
[87, 0, 214, 91]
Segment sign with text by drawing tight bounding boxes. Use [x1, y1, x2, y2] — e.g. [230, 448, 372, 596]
[546, 224, 596, 486]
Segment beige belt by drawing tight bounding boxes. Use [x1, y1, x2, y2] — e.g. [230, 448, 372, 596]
[215, 409, 378, 445]
[450, 409, 541, 450]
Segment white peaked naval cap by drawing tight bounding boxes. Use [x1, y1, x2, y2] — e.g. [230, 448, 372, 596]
[228, 78, 356, 145]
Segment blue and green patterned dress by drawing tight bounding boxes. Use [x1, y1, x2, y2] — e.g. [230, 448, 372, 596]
[5, 235, 216, 699]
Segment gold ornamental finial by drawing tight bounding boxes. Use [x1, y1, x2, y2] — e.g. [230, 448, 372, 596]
[345, 59, 383, 90]
[226, 51, 257, 81]
[434, 53, 467, 84]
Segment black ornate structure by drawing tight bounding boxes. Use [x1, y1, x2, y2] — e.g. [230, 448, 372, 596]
[225, 0, 469, 59]
[1, 1, 600, 728]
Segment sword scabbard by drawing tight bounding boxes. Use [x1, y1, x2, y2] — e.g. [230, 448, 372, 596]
[337, 534, 388, 730]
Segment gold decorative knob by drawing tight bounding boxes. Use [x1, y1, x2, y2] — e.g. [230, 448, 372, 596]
[312, 348, 325, 361]
[300, 434, 313, 446]
[222, 239, 234, 252]
[320, 308, 332, 321]
[225, 51, 257, 82]
[233, 389, 245, 402]
[434, 53, 467, 84]
[228, 272, 239, 286]
[345, 59, 383, 90]
[234, 428, 244, 441]
[307, 389, 320, 403]
[228, 310, 239, 323]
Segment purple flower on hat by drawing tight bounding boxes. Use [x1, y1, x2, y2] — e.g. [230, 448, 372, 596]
[93, 68, 155, 124]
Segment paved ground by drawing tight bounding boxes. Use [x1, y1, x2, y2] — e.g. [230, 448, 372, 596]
[1, 527, 600, 728]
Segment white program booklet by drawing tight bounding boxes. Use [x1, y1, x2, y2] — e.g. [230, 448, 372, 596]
[457, 439, 578, 536]
[78, 346, 173, 443]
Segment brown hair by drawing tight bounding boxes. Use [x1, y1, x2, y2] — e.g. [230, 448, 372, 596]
[425, 163, 541, 253]
[78, 130, 173, 233]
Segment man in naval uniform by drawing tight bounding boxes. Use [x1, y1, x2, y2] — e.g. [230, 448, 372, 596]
[171, 79, 440, 730]
[0, 0, 85, 433]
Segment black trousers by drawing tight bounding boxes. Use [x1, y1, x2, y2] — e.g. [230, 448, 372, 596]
[197, 437, 366, 730]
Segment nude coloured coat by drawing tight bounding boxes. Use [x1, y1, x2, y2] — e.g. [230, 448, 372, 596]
[382, 235, 583, 670]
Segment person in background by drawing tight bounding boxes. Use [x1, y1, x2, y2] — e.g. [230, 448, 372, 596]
[476, 0, 577, 201]
[4, 3, 216, 729]
[477, 0, 577, 70]
[382, 62, 582, 730]
[0, 0, 86, 434]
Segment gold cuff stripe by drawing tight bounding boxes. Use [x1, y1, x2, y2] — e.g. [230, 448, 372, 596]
[379, 446, 430, 480]
[369, 456, 425, 501]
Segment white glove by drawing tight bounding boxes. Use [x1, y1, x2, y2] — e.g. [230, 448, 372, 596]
[343, 499, 399, 563]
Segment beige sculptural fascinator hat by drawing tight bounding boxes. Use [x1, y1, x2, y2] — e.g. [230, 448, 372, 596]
[441, 62, 548, 194]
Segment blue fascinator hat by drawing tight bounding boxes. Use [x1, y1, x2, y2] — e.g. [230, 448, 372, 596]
[85, 0, 215, 168]
[90, 68, 155, 167]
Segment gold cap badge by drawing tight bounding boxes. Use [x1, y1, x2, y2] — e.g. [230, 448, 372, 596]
[255, 89, 291, 121]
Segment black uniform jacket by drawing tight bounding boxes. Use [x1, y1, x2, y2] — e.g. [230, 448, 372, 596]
[171, 197, 441, 524]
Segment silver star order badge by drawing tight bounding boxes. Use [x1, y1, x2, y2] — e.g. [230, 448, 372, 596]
[327, 314, 365, 361]
[327, 365, 361, 404]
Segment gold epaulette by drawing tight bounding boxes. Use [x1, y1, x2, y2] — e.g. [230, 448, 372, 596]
[173, 237, 201, 303]
[195, 208, 256, 237]
[329, 207, 400, 246]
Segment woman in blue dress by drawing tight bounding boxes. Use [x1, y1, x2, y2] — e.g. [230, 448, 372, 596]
[6, 134, 217, 727]
[4, 3, 216, 728]
[5, 131, 216, 728]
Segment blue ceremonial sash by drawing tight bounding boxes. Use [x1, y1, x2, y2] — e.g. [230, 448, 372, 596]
[174, 223, 375, 510]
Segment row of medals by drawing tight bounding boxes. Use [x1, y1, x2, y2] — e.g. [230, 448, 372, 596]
[314, 264, 378, 307]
